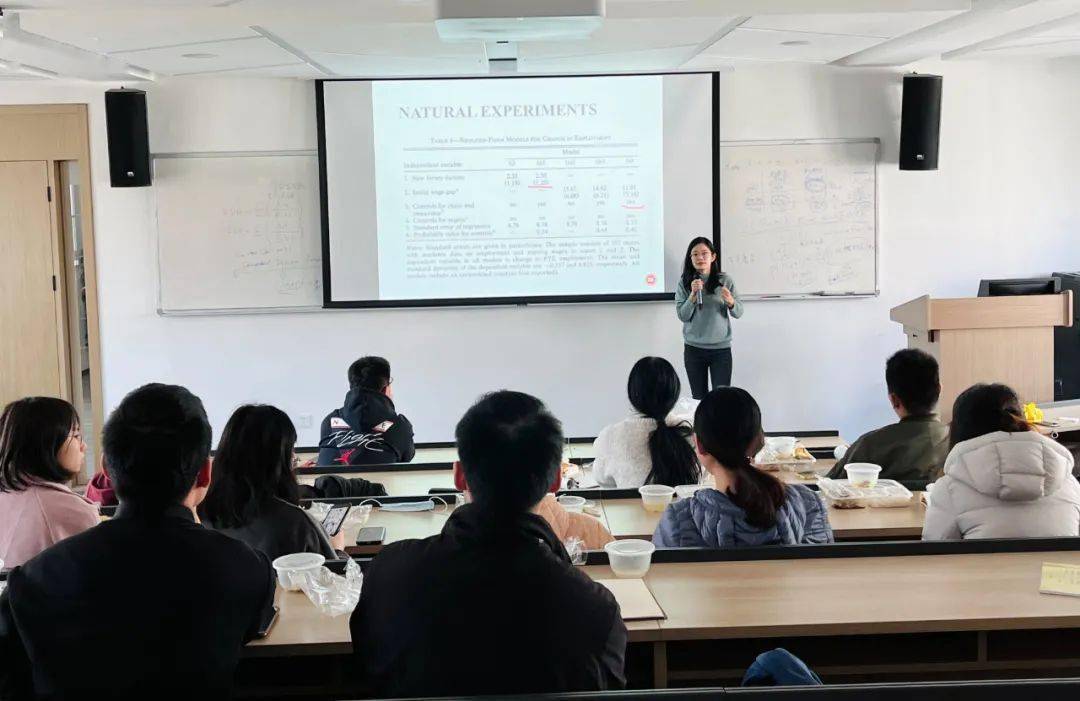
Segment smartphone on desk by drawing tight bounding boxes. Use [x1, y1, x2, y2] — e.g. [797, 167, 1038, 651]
[321, 505, 350, 537]
[356, 526, 387, 546]
[255, 605, 279, 639]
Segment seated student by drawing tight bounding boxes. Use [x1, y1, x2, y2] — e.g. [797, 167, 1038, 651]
[0, 397, 99, 569]
[653, 387, 833, 548]
[827, 348, 949, 482]
[200, 404, 342, 560]
[593, 356, 700, 488]
[0, 384, 274, 700]
[317, 355, 416, 467]
[351, 391, 626, 697]
[922, 383, 1080, 540]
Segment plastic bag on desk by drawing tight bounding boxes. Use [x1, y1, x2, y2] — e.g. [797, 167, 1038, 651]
[343, 503, 372, 529]
[295, 557, 364, 617]
[565, 537, 586, 566]
[306, 501, 332, 522]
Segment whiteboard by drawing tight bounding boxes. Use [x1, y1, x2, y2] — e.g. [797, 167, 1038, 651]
[719, 139, 878, 299]
[154, 152, 323, 314]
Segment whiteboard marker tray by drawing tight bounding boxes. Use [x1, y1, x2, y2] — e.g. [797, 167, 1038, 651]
[818, 478, 913, 509]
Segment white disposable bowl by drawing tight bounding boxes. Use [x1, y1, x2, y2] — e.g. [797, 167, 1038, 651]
[674, 484, 702, 501]
[844, 463, 882, 488]
[271, 552, 325, 591]
[638, 485, 676, 512]
[557, 495, 587, 513]
[605, 539, 656, 578]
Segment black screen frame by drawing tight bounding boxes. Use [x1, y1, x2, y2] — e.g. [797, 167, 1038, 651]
[316, 71, 721, 310]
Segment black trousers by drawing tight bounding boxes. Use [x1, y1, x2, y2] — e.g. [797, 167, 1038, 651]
[684, 345, 732, 399]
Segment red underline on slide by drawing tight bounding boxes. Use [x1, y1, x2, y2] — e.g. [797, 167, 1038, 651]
[527, 184, 554, 190]
[621, 204, 645, 210]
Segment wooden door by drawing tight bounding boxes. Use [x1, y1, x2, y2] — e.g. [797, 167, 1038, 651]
[0, 160, 65, 406]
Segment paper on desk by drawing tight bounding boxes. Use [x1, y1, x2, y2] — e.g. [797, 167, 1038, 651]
[595, 578, 666, 621]
[1039, 562, 1080, 597]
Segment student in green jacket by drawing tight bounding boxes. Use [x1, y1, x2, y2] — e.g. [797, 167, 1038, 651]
[828, 349, 949, 483]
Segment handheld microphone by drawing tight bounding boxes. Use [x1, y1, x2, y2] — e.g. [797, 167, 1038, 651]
[695, 273, 704, 309]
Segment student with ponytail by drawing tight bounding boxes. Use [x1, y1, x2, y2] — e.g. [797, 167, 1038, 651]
[593, 357, 700, 489]
[653, 387, 832, 548]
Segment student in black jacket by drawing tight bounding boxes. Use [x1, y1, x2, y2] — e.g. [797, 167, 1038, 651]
[200, 404, 342, 560]
[0, 384, 275, 701]
[350, 390, 627, 697]
[317, 356, 415, 467]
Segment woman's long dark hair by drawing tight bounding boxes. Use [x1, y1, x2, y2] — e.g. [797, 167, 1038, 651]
[680, 236, 721, 294]
[0, 397, 80, 492]
[629, 357, 700, 487]
[949, 383, 1031, 448]
[199, 404, 300, 529]
[694, 387, 785, 529]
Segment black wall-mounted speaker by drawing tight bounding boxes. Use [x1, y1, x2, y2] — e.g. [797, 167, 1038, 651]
[105, 88, 151, 187]
[899, 74, 942, 171]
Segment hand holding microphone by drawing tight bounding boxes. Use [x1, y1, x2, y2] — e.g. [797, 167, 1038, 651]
[691, 275, 705, 309]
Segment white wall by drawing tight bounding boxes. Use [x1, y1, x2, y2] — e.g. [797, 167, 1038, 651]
[3, 59, 1079, 445]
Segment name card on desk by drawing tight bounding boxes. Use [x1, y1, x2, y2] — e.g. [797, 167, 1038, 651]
[1039, 562, 1080, 597]
[595, 579, 666, 621]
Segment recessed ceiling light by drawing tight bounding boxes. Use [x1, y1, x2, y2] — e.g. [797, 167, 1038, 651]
[181, 52, 219, 59]
[780, 40, 810, 47]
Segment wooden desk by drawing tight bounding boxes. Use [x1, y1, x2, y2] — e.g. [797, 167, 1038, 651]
[342, 504, 455, 555]
[1039, 400, 1080, 435]
[296, 435, 844, 473]
[249, 549, 1080, 691]
[824, 494, 927, 540]
[248, 567, 662, 657]
[339, 500, 611, 556]
[647, 551, 1080, 640]
[602, 489, 925, 542]
[298, 468, 455, 495]
[296, 442, 599, 467]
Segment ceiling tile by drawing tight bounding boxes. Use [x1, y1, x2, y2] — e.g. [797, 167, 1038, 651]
[703, 27, 882, 63]
[743, 11, 963, 38]
[521, 17, 739, 57]
[109, 36, 297, 75]
[267, 22, 477, 58]
[308, 52, 487, 77]
[519, 45, 703, 72]
[18, 10, 257, 53]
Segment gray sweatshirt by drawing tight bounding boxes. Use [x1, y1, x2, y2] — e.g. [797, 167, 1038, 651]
[674, 273, 744, 349]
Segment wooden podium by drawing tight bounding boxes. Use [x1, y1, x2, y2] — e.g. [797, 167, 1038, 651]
[890, 292, 1073, 421]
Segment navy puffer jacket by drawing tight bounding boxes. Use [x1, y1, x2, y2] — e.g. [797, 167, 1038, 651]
[653, 484, 833, 548]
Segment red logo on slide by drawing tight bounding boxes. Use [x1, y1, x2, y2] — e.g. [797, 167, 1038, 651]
[645, 274, 657, 287]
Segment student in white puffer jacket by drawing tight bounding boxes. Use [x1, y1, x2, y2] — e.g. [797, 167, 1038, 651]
[592, 357, 701, 489]
[923, 383, 1080, 541]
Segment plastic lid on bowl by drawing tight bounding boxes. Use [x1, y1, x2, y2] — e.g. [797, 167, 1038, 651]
[272, 552, 325, 571]
[604, 539, 657, 556]
[638, 485, 676, 497]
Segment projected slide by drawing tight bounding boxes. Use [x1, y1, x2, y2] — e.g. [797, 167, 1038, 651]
[320, 73, 715, 306]
[372, 77, 664, 299]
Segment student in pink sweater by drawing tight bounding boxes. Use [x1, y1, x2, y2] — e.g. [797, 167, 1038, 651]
[0, 397, 99, 568]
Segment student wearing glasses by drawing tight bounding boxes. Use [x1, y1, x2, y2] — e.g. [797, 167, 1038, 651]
[675, 237, 743, 399]
[0, 397, 99, 568]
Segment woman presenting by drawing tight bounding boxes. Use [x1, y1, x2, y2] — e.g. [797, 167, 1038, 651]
[675, 237, 743, 399]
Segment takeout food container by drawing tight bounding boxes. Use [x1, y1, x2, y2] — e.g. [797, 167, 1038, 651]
[817, 478, 914, 509]
[605, 539, 656, 578]
[754, 437, 817, 472]
[638, 485, 676, 512]
[844, 463, 882, 488]
[272, 552, 325, 591]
